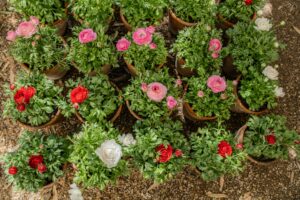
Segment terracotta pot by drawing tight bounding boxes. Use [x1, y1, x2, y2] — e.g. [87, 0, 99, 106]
[71, 61, 111, 75]
[53, 19, 68, 36]
[217, 13, 257, 29]
[183, 102, 217, 122]
[125, 100, 143, 120]
[222, 55, 240, 80]
[168, 9, 197, 34]
[176, 58, 197, 77]
[124, 58, 164, 77]
[231, 76, 269, 115]
[120, 9, 133, 31]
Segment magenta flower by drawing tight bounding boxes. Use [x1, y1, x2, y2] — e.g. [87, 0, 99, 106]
[132, 28, 152, 45]
[141, 83, 148, 92]
[15, 21, 37, 38]
[211, 52, 219, 59]
[209, 39, 222, 52]
[116, 37, 131, 52]
[79, 29, 97, 44]
[6, 31, 17, 41]
[166, 96, 177, 110]
[29, 16, 39, 26]
[207, 75, 227, 93]
[146, 26, 155, 34]
[197, 91, 204, 98]
[149, 43, 157, 49]
[146, 82, 168, 102]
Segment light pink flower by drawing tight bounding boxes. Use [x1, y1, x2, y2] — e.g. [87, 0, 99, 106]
[232, 80, 238, 86]
[209, 39, 222, 52]
[211, 52, 219, 59]
[132, 28, 152, 45]
[141, 83, 148, 92]
[197, 91, 204, 98]
[207, 75, 227, 93]
[15, 21, 37, 38]
[29, 16, 39, 26]
[176, 79, 182, 86]
[116, 37, 131, 52]
[146, 26, 155, 34]
[6, 31, 17, 41]
[166, 96, 177, 110]
[79, 29, 97, 44]
[149, 43, 157, 49]
[146, 82, 168, 102]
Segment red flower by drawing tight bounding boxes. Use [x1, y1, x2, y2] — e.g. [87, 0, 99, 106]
[14, 86, 36, 105]
[29, 155, 44, 169]
[10, 84, 15, 90]
[244, 0, 252, 5]
[218, 140, 233, 158]
[265, 134, 276, 145]
[155, 144, 173, 163]
[37, 163, 47, 173]
[236, 143, 243, 150]
[17, 104, 26, 112]
[175, 149, 183, 157]
[8, 166, 18, 175]
[70, 86, 89, 104]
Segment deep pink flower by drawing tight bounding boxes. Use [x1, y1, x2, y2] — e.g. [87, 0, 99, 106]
[6, 31, 17, 41]
[146, 26, 155, 34]
[166, 96, 177, 110]
[141, 83, 148, 92]
[149, 43, 157, 49]
[207, 75, 227, 93]
[197, 91, 204, 98]
[79, 29, 97, 44]
[116, 37, 131, 52]
[209, 39, 222, 52]
[132, 28, 152, 45]
[211, 52, 219, 59]
[146, 82, 168, 102]
[29, 16, 39, 26]
[16, 21, 37, 38]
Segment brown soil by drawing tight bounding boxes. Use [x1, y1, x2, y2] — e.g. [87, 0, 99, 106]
[0, 0, 300, 199]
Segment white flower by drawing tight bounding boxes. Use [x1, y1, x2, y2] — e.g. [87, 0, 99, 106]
[118, 134, 136, 147]
[280, 21, 286, 26]
[274, 42, 279, 48]
[274, 64, 279, 69]
[69, 183, 84, 200]
[95, 139, 122, 168]
[262, 66, 279, 80]
[274, 87, 285, 97]
[254, 17, 272, 31]
[257, 10, 263, 16]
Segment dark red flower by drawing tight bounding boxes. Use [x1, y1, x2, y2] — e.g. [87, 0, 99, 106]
[8, 166, 18, 175]
[218, 140, 233, 158]
[14, 86, 36, 105]
[37, 163, 47, 173]
[10, 84, 15, 90]
[70, 86, 89, 104]
[155, 144, 173, 163]
[244, 0, 252, 5]
[265, 134, 276, 145]
[174, 149, 183, 157]
[16, 104, 26, 112]
[236, 143, 243, 150]
[29, 155, 44, 169]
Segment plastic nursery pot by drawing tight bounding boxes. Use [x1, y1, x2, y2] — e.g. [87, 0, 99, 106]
[168, 9, 197, 35]
[124, 58, 164, 77]
[217, 12, 257, 30]
[231, 75, 269, 115]
[71, 61, 112, 76]
[236, 125, 276, 166]
[176, 58, 197, 77]
[125, 100, 143, 120]
[222, 55, 240, 80]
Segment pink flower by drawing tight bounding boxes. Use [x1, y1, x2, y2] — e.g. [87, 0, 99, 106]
[207, 75, 227, 93]
[146, 26, 155, 34]
[132, 28, 152, 45]
[176, 79, 182, 86]
[146, 82, 168, 102]
[211, 52, 219, 59]
[232, 80, 238, 86]
[197, 91, 204, 98]
[6, 31, 17, 41]
[141, 83, 148, 92]
[209, 39, 222, 52]
[149, 43, 157, 49]
[116, 37, 131, 52]
[29, 16, 39, 26]
[166, 96, 177, 110]
[79, 29, 97, 44]
[15, 21, 37, 38]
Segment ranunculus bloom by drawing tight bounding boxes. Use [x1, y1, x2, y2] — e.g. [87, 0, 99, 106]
[17, 104, 26, 112]
[10, 84, 15, 90]
[274, 86, 285, 97]
[132, 28, 152, 45]
[244, 0, 252, 5]
[146, 82, 168, 102]
[141, 83, 148, 92]
[236, 143, 243, 150]
[265, 134, 276, 145]
[37, 163, 47, 173]
[15, 21, 37, 38]
[166, 96, 177, 110]
[146, 26, 155, 34]
[6, 31, 17, 41]
[262, 66, 279, 80]
[176, 79, 182, 86]
[211, 52, 219, 59]
[70, 86, 89, 104]
[116, 37, 131, 52]
[8, 166, 18, 175]
[73, 103, 79, 109]
[14, 86, 36, 105]
[29, 16, 40, 26]
[197, 90, 204, 98]
[156, 144, 173, 163]
[209, 39, 222, 52]
[254, 17, 272, 31]
[95, 139, 122, 168]
[78, 29, 97, 44]
[175, 149, 183, 157]
[218, 140, 233, 158]
[29, 155, 44, 169]
[149, 43, 157, 49]
[118, 134, 136, 147]
[207, 75, 227, 93]
[232, 80, 238, 86]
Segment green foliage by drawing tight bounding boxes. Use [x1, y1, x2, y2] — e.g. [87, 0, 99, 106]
[58, 75, 122, 123]
[172, 25, 223, 77]
[131, 119, 190, 183]
[124, 69, 180, 119]
[184, 76, 235, 120]
[190, 126, 246, 181]
[67, 26, 117, 74]
[2, 131, 70, 192]
[8, 0, 66, 24]
[3, 73, 63, 126]
[69, 123, 128, 189]
[10, 26, 67, 72]
[244, 115, 300, 160]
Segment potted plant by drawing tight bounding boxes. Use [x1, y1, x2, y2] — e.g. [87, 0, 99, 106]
[69, 0, 114, 31]
[68, 26, 117, 75]
[3, 72, 63, 129]
[131, 119, 190, 183]
[236, 115, 300, 165]
[69, 123, 130, 190]
[8, 0, 68, 35]
[7, 20, 68, 80]
[171, 25, 223, 77]
[190, 126, 246, 181]
[1, 131, 70, 192]
[117, 0, 167, 31]
[124, 69, 180, 120]
[183, 75, 235, 121]
[168, 0, 218, 33]
[58, 75, 123, 123]
[116, 27, 167, 76]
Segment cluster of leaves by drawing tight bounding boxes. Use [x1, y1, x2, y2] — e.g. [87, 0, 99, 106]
[184, 76, 235, 120]
[58, 75, 122, 123]
[3, 73, 63, 126]
[69, 123, 128, 189]
[169, 0, 217, 24]
[131, 119, 190, 183]
[10, 26, 67, 72]
[124, 69, 180, 119]
[68, 26, 117, 74]
[70, 0, 114, 31]
[172, 25, 223, 77]
[190, 126, 246, 181]
[117, 0, 167, 27]
[1, 131, 70, 192]
[225, 22, 282, 75]
[8, 0, 66, 24]
[244, 115, 300, 160]
[218, 0, 264, 22]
